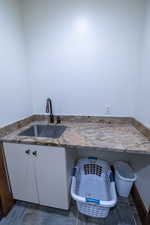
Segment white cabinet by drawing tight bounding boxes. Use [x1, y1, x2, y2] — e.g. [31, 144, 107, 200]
[4, 143, 73, 210]
[32, 145, 69, 209]
[4, 143, 38, 204]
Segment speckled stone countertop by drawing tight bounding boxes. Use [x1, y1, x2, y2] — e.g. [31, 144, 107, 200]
[1, 117, 150, 155]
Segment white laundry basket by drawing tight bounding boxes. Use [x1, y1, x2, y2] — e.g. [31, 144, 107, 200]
[114, 161, 137, 198]
[71, 157, 117, 218]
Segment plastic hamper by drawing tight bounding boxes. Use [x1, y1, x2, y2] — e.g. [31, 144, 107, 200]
[114, 161, 137, 197]
[71, 157, 117, 218]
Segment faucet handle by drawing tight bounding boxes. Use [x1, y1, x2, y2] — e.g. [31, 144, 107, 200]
[56, 116, 61, 124]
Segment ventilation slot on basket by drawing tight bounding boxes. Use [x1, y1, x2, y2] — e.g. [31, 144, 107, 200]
[84, 164, 102, 176]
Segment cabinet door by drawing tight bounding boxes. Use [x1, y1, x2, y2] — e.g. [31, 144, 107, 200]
[33, 145, 69, 210]
[4, 143, 38, 203]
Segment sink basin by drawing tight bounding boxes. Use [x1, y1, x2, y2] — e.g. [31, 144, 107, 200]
[19, 125, 66, 139]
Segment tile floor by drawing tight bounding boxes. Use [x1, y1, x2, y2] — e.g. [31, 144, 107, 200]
[0, 197, 141, 225]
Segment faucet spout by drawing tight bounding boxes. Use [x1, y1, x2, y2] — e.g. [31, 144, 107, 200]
[46, 98, 54, 123]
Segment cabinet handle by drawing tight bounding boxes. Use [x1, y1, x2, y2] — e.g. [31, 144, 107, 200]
[25, 149, 30, 155]
[32, 151, 37, 157]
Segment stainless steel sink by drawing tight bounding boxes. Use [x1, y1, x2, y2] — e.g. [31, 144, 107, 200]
[19, 125, 66, 139]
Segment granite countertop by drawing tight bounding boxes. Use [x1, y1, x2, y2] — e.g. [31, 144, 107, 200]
[1, 120, 150, 155]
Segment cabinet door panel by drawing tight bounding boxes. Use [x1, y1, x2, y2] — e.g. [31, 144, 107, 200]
[33, 145, 69, 210]
[4, 143, 38, 203]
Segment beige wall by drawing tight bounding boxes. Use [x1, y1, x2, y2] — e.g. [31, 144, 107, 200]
[22, 0, 144, 117]
[0, 0, 31, 128]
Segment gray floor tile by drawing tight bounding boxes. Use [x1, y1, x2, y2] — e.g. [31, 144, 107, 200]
[0, 197, 141, 225]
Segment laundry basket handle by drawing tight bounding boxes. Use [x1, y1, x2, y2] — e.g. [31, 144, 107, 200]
[86, 198, 100, 204]
[71, 168, 117, 208]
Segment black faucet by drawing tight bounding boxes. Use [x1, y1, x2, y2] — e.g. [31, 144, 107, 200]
[46, 98, 54, 123]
